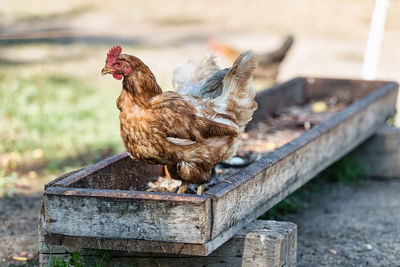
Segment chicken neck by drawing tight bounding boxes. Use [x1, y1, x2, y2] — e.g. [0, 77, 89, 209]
[118, 60, 162, 109]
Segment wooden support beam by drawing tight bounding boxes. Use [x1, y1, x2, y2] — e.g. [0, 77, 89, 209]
[39, 220, 297, 267]
[354, 126, 400, 178]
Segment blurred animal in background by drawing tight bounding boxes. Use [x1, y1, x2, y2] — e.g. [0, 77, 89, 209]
[208, 35, 294, 83]
[102, 46, 258, 194]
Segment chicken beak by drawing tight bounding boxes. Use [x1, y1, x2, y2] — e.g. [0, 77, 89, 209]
[101, 66, 113, 75]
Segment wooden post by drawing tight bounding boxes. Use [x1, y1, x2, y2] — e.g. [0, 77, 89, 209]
[353, 126, 400, 178]
[39, 219, 297, 267]
[362, 0, 390, 80]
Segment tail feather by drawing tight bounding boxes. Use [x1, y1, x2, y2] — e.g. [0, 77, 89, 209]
[215, 51, 258, 132]
[221, 51, 257, 96]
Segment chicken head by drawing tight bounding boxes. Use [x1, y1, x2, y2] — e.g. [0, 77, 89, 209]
[101, 46, 132, 80]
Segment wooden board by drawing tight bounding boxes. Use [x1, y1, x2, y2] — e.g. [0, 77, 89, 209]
[42, 77, 399, 256]
[47, 153, 164, 191]
[354, 126, 400, 178]
[43, 187, 211, 244]
[39, 220, 297, 267]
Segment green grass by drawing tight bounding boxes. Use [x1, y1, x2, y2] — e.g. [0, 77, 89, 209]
[0, 73, 121, 156]
[259, 185, 314, 221]
[259, 193, 302, 220]
[321, 154, 368, 184]
[0, 70, 123, 195]
[47, 249, 111, 267]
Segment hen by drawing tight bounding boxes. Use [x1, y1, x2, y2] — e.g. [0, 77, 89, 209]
[102, 46, 258, 194]
[208, 35, 294, 82]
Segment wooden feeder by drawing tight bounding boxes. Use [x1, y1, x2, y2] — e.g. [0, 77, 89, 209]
[39, 77, 398, 256]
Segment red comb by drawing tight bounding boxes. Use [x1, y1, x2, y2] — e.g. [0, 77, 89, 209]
[106, 46, 122, 63]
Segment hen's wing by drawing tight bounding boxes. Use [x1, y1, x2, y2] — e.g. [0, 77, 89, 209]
[150, 92, 239, 145]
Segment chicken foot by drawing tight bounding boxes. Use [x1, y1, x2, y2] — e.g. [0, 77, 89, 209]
[176, 183, 204, 194]
[177, 181, 189, 194]
[196, 185, 204, 195]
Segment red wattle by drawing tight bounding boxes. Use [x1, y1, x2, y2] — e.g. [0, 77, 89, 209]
[113, 73, 123, 80]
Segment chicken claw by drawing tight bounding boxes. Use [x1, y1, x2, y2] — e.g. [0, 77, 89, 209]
[196, 185, 204, 195]
[177, 181, 189, 194]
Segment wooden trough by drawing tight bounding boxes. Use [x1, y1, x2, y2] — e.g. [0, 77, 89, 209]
[40, 77, 398, 256]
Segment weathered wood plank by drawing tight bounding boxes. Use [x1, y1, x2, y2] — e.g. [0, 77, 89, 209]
[44, 234, 209, 255]
[49, 152, 164, 191]
[248, 77, 304, 130]
[43, 188, 212, 244]
[40, 220, 297, 267]
[303, 77, 388, 100]
[354, 126, 400, 178]
[206, 81, 398, 244]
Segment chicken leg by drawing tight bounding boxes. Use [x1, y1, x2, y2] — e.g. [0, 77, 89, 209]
[177, 181, 189, 194]
[196, 185, 204, 195]
[164, 165, 171, 178]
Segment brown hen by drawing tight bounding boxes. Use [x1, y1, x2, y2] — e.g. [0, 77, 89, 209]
[102, 46, 258, 194]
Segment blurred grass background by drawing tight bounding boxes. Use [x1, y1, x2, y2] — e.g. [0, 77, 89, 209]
[0, 0, 399, 195]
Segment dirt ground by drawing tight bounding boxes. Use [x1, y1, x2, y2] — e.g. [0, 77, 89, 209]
[0, 195, 42, 266]
[283, 178, 400, 266]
